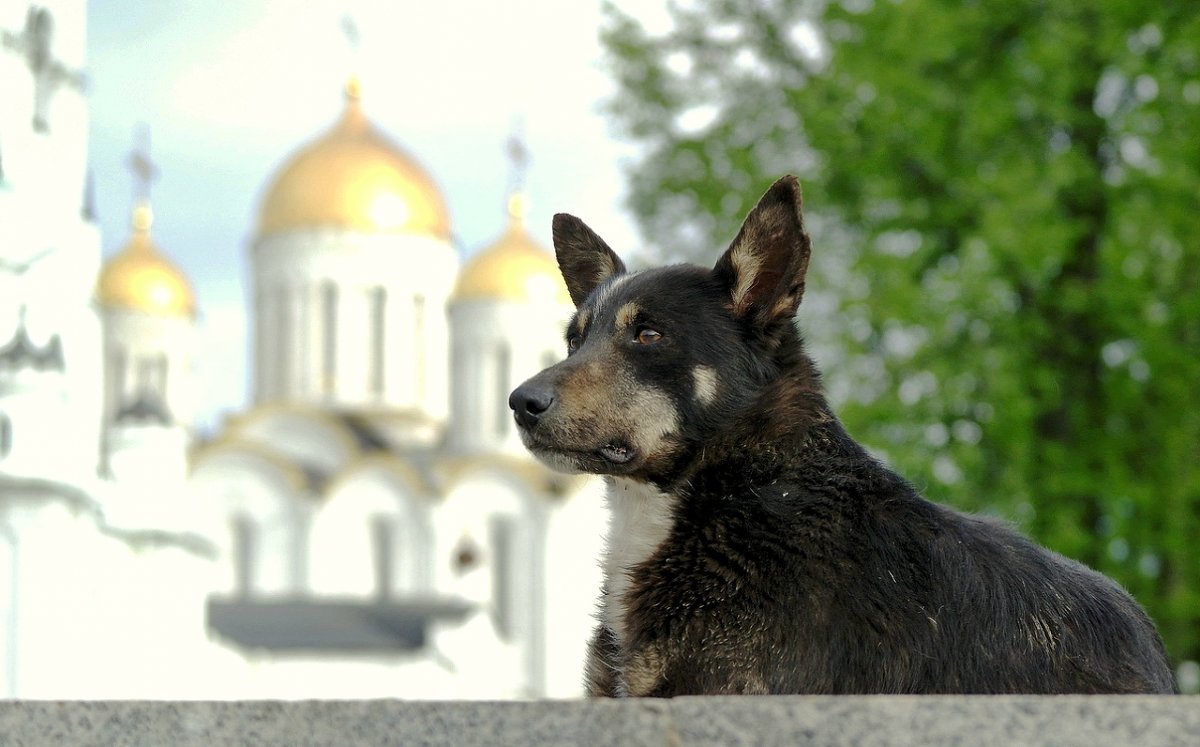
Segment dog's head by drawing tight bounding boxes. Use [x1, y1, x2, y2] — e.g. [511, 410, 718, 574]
[509, 175, 812, 482]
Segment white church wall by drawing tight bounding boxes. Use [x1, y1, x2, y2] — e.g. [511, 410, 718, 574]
[189, 447, 309, 597]
[0, 277, 103, 482]
[60, 280, 103, 469]
[0, 522, 15, 696]
[0, 54, 104, 481]
[437, 465, 551, 696]
[540, 476, 607, 697]
[29, 222, 104, 465]
[106, 424, 189, 487]
[0, 387, 92, 483]
[0, 494, 226, 698]
[222, 650, 461, 700]
[310, 459, 433, 598]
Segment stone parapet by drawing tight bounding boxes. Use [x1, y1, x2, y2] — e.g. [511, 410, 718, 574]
[0, 696, 1196, 746]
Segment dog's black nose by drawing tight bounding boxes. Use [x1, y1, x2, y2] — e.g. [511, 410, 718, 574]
[509, 383, 554, 429]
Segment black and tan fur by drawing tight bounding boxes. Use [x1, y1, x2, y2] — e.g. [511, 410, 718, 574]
[509, 176, 1177, 696]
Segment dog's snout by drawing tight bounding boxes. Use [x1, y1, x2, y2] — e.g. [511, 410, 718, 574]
[509, 383, 555, 429]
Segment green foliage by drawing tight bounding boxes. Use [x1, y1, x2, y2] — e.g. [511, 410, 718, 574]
[601, 0, 1200, 666]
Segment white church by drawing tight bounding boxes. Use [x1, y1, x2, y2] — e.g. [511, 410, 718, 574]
[0, 0, 606, 698]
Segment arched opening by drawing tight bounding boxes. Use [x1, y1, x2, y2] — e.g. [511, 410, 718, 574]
[490, 514, 517, 639]
[321, 281, 338, 396]
[231, 515, 257, 598]
[371, 515, 395, 599]
[495, 344, 511, 439]
[441, 469, 548, 683]
[312, 464, 431, 598]
[0, 413, 11, 460]
[369, 287, 386, 400]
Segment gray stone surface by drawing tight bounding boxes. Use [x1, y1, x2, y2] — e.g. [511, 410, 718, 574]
[0, 700, 672, 747]
[672, 695, 1200, 747]
[0, 696, 1196, 746]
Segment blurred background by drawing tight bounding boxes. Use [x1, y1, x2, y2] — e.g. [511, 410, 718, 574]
[0, 0, 1196, 698]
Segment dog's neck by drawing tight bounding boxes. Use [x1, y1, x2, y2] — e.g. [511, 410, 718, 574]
[671, 343, 866, 492]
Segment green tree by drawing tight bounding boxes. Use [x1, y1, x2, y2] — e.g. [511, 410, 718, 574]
[602, 0, 1200, 668]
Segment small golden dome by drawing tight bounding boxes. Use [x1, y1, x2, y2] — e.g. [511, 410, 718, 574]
[257, 79, 450, 238]
[97, 203, 196, 317]
[453, 193, 570, 305]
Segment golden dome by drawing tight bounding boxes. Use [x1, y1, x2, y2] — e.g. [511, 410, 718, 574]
[96, 203, 196, 317]
[453, 193, 570, 305]
[257, 79, 450, 238]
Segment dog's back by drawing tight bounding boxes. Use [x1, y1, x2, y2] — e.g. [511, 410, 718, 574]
[510, 176, 1177, 695]
[651, 464, 1173, 694]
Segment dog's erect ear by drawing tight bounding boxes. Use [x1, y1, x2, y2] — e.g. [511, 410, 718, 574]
[553, 214, 628, 307]
[713, 175, 812, 325]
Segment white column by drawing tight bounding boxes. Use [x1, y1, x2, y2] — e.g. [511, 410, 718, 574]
[387, 291, 412, 409]
[413, 294, 427, 412]
[304, 283, 322, 402]
[426, 296, 451, 422]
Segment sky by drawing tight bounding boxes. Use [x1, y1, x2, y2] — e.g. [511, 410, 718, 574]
[86, 0, 654, 430]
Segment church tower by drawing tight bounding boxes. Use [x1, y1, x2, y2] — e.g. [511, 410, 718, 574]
[447, 135, 572, 456]
[96, 139, 197, 487]
[0, 0, 102, 479]
[250, 77, 458, 445]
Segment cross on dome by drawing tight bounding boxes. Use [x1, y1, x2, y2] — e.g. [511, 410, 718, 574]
[126, 125, 159, 232]
[506, 122, 530, 223]
[341, 15, 363, 100]
[95, 127, 195, 317]
[128, 125, 159, 203]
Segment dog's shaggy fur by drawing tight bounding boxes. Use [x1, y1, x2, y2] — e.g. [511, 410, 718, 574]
[510, 176, 1177, 695]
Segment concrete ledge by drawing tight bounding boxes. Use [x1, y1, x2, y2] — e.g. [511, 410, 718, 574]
[0, 696, 1196, 746]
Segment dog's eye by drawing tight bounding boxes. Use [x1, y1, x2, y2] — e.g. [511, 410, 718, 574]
[567, 335, 582, 353]
[635, 327, 663, 345]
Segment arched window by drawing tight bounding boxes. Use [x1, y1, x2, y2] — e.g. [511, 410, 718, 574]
[231, 516, 257, 598]
[490, 515, 516, 640]
[369, 287, 386, 399]
[255, 287, 282, 400]
[495, 344, 511, 438]
[0, 413, 11, 459]
[109, 347, 127, 412]
[321, 282, 338, 395]
[134, 355, 156, 397]
[156, 352, 169, 398]
[278, 287, 294, 395]
[254, 289, 266, 400]
[371, 515, 395, 599]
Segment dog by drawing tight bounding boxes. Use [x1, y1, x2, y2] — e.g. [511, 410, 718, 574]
[508, 175, 1177, 696]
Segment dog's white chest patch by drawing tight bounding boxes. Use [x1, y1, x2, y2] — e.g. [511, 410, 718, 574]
[602, 477, 678, 645]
